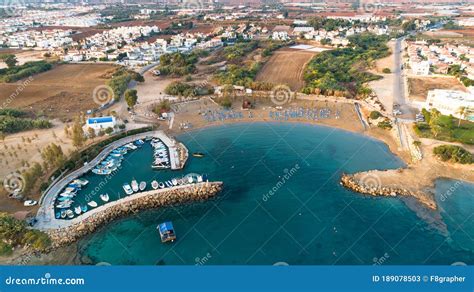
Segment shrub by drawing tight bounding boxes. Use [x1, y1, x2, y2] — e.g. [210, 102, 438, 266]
[382, 68, 391, 74]
[369, 111, 382, 119]
[433, 145, 472, 164]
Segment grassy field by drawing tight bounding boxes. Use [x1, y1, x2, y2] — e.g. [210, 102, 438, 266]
[255, 48, 316, 91]
[0, 64, 117, 120]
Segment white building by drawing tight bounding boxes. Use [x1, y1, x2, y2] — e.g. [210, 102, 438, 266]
[86, 116, 116, 132]
[426, 90, 474, 121]
[411, 60, 430, 76]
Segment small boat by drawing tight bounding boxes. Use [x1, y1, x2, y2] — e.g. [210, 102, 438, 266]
[60, 193, 75, 198]
[100, 193, 110, 202]
[123, 183, 133, 195]
[92, 168, 112, 175]
[87, 201, 98, 208]
[151, 180, 159, 190]
[139, 181, 146, 191]
[197, 175, 203, 183]
[66, 209, 74, 219]
[188, 176, 194, 184]
[56, 202, 72, 209]
[131, 180, 139, 192]
[60, 210, 67, 218]
[172, 179, 178, 186]
[110, 153, 122, 158]
[74, 206, 82, 215]
[158, 182, 165, 189]
[81, 205, 88, 213]
[73, 179, 89, 186]
[58, 196, 73, 202]
[55, 212, 61, 219]
[192, 152, 205, 158]
[157, 221, 176, 243]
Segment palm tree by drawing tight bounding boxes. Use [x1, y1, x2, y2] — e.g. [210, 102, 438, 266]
[455, 106, 467, 127]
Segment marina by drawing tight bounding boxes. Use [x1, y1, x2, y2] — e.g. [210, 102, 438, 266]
[35, 131, 189, 230]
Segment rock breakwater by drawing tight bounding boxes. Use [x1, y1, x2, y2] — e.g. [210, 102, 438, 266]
[47, 182, 223, 248]
[340, 173, 436, 210]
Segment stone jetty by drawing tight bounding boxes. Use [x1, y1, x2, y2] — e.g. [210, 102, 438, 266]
[46, 182, 223, 248]
[340, 173, 436, 210]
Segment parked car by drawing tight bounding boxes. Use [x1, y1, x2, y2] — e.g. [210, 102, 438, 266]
[23, 200, 37, 207]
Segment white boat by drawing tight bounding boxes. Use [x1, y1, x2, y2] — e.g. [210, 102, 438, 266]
[74, 206, 82, 215]
[60, 210, 67, 219]
[73, 179, 89, 186]
[66, 209, 74, 219]
[151, 180, 159, 190]
[139, 181, 146, 191]
[188, 176, 194, 184]
[197, 175, 203, 183]
[123, 183, 133, 195]
[100, 193, 110, 202]
[87, 201, 98, 208]
[158, 182, 165, 189]
[56, 202, 72, 209]
[172, 179, 178, 186]
[131, 180, 139, 192]
[59, 193, 75, 198]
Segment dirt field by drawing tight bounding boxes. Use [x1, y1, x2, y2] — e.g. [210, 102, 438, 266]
[255, 48, 316, 91]
[0, 63, 117, 120]
[407, 76, 467, 101]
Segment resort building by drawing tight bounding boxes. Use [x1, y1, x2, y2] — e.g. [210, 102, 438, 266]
[86, 116, 117, 133]
[425, 90, 474, 121]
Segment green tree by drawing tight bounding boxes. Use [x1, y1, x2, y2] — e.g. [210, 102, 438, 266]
[125, 89, 138, 108]
[71, 118, 85, 148]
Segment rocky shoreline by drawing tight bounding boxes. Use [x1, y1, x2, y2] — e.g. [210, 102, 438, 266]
[340, 173, 436, 210]
[46, 182, 223, 248]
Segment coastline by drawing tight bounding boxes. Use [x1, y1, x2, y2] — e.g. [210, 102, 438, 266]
[169, 103, 474, 210]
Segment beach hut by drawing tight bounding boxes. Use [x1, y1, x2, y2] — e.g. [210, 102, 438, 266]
[157, 221, 176, 243]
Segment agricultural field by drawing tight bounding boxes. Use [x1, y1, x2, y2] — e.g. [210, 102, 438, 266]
[256, 48, 316, 91]
[0, 64, 117, 120]
[408, 76, 467, 101]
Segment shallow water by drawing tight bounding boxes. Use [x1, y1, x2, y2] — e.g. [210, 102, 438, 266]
[77, 123, 474, 265]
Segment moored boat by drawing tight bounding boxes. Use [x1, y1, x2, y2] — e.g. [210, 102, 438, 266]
[87, 201, 98, 208]
[139, 181, 146, 191]
[192, 152, 205, 158]
[100, 193, 110, 202]
[74, 206, 82, 215]
[60, 210, 67, 218]
[151, 180, 159, 190]
[131, 180, 139, 192]
[123, 183, 133, 195]
[158, 182, 165, 189]
[66, 209, 74, 219]
[81, 205, 88, 213]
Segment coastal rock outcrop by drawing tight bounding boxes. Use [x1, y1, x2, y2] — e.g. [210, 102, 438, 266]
[340, 173, 436, 210]
[47, 182, 223, 248]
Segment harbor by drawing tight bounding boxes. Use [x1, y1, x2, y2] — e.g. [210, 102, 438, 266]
[35, 130, 190, 230]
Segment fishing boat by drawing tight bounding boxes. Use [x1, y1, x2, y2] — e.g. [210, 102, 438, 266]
[56, 202, 72, 209]
[64, 187, 77, 193]
[58, 196, 73, 202]
[87, 201, 98, 208]
[73, 179, 89, 186]
[131, 180, 139, 192]
[158, 182, 165, 189]
[123, 183, 133, 195]
[60, 210, 67, 219]
[92, 168, 112, 175]
[157, 221, 176, 243]
[139, 181, 146, 191]
[66, 209, 74, 219]
[192, 152, 205, 158]
[59, 193, 75, 198]
[74, 206, 82, 215]
[151, 180, 159, 190]
[100, 193, 110, 202]
[81, 205, 88, 213]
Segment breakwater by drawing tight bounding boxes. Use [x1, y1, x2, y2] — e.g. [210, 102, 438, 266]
[46, 182, 223, 247]
[340, 173, 436, 210]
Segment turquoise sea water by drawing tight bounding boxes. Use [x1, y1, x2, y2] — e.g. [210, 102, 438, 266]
[78, 123, 474, 265]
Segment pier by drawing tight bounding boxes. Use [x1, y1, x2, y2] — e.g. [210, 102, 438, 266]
[35, 130, 188, 230]
[45, 182, 223, 246]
